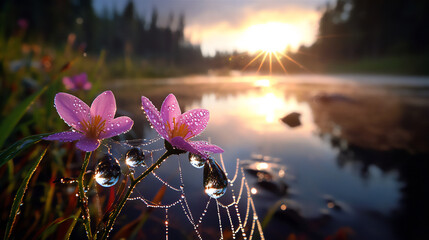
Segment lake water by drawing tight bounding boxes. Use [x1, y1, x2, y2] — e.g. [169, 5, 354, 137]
[107, 74, 429, 240]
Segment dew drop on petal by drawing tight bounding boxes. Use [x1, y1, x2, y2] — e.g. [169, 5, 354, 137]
[188, 153, 205, 168]
[94, 155, 121, 187]
[203, 158, 228, 198]
[125, 147, 145, 168]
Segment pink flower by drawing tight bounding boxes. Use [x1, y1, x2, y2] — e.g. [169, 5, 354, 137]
[62, 73, 92, 91]
[44, 91, 134, 152]
[141, 94, 223, 157]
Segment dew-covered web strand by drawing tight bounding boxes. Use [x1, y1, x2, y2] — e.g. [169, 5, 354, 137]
[105, 137, 264, 239]
[127, 152, 203, 240]
[215, 157, 265, 240]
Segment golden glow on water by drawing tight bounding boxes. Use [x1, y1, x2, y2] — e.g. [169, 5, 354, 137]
[253, 79, 271, 87]
[255, 162, 269, 171]
[196, 83, 314, 136]
[253, 92, 288, 123]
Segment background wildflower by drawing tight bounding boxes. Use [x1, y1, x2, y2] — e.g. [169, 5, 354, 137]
[62, 73, 92, 91]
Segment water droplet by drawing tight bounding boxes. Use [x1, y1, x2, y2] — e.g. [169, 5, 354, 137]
[94, 155, 121, 187]
[188, 153, 205, 168]
[203, 158, 228, 198]
[125, 147, 145, 168]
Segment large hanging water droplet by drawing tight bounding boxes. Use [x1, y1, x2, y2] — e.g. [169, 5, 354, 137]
[95, 155, 121, 187]
[188, 153, 205, 168]
[203, 159, 228, 198]
[125, 147, 145, 168]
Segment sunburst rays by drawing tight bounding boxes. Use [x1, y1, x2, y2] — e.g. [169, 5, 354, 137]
[242, 49, 309, 74]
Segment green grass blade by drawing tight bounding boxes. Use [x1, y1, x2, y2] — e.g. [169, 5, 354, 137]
[64, 209, 81, 240]
[261, 199, 283, 229]
[3, 147, 48, 240]
[41, 216, 76, 240]
[0, 86, 47, 149]
[0, 133, 50, 168]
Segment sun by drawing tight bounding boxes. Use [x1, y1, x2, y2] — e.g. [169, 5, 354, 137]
[238, 22, 302, 53]
[236, 22, 309, 74]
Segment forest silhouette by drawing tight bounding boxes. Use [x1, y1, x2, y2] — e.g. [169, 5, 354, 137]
[1, 0, 428, 75]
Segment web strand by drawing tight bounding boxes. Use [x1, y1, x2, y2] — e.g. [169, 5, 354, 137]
[105, 137, 265, 239]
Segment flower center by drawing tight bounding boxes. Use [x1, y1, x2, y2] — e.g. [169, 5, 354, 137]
[81, 115, 106, 139]
[166, 117, 191, 140]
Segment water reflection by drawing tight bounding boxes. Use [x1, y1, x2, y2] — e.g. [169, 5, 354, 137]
[111, 74, 429, 240]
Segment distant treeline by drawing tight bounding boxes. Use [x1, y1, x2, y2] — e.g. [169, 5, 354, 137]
[0, 0, 204, 65]
[310, 0, 429, 61]
[299, 0, 429, 74]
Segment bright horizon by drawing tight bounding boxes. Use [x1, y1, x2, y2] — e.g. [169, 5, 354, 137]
[185, 6, 322, 56]
[94, 0, 327, 56]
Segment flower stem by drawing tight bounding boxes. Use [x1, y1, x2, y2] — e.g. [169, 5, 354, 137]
[100, 150, 173, 240]
[78, 151, 92, 239]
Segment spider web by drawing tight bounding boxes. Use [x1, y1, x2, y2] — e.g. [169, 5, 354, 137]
[101, 137, 265, 240]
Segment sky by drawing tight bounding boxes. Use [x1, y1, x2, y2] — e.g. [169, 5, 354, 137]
[93, 0, 331, 56]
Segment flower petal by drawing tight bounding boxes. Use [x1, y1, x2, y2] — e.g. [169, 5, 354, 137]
[189, 141, 224, 153]
[83, 82, 92, 90]
[75, 73, 87, 83]
[43, 131, 84, 142]
[62, 77, 75, 90]
[54, 92, 90, 131]
[170, 137, 203, 156]
[178, 109, 209, 139]
[75, 73, 91, 90]
[99, 116, 134, 139]
[76, 137, 100, 152]
[141, 96, 168, 139]
[90, 91, 116, 121]
[160, 94, 181, 129]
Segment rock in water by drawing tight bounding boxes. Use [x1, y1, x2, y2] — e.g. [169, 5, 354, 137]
[281, 112, 301, 128]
